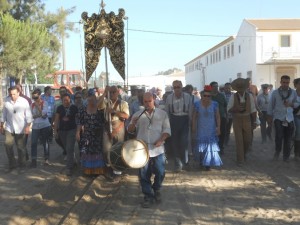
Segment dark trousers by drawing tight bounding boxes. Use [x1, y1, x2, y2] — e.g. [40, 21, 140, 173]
[48, 117, 53, 141]
[259, 111, 272, 143]
[4, 131, 26, 168]
[219, 117, 227, 153]
[31, 126, 50, 160]
[59, 129, 76, 169]
[225, 118, 233, 145]
[294, 141, 300, 157]
[274, 119, 294, 160]
[293, 115, 300, 157]
[170, 114, 189, 164]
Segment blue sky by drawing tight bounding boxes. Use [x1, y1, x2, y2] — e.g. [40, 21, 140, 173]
[45, 0, 300, 82]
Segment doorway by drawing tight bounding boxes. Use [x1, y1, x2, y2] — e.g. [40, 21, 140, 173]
[275, 66, 297, 88]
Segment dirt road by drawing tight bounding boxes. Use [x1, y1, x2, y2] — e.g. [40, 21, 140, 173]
[0, 129, 300, 225]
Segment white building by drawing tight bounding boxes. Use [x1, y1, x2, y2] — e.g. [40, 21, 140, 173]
[185, 19, 300, 91]
[127, 70, 185, 93]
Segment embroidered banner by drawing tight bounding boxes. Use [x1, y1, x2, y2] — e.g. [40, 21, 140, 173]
[81, 7, 126, 81]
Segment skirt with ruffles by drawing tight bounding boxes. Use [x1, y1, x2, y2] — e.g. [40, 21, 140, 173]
[194, 141, 223, 167]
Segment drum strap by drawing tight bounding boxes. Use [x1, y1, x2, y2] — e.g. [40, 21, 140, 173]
[109, 120, 124, 140]
[112, 99, 121, 111]
[106, 99, 124, 139]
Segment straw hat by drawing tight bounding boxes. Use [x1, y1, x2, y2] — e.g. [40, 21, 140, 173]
[231, 78, 250, 92]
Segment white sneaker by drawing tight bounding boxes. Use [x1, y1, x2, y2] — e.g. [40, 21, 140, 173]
[113, 170, 122, 175]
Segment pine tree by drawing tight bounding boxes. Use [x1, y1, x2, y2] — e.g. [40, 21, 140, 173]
[0, 13, 52, 111]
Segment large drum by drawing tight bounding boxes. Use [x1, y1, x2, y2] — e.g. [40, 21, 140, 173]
[108, 139, 149, 171]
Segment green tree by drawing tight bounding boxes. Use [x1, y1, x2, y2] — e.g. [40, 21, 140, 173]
[26, 72, 53, 84]
[1, 1, 77, 81]
[0, 13, 52, 109]
[0, 13, 52, 79]
[43, 6, 76, 70]
[0, 0, 11, 12]
[157, 68, 182, 75]
[2, 0, 45, 21]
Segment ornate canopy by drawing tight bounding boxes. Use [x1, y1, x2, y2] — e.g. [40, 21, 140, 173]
[81, 1, 126, 82]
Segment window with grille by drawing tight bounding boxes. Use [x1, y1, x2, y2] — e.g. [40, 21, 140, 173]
[280, 35, 291, 47]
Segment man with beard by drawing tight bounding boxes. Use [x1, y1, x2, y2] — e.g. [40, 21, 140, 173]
[98, 85, 130, 178]
[128, 92, 170, 208]
[267, 75, 296, 161]
[1, 86, 33, 172]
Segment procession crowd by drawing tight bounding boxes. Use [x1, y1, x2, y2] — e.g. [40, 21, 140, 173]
[1, 75, 299, 208]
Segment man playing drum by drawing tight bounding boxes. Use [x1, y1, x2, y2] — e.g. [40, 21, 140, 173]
[98, 85, 130, 178]
[128, 92, 171, 208]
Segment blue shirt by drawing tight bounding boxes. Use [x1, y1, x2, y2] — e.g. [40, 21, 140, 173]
[31, 101, 51, 129]
[267, 88, 296, 121]
[130, 99, 144, 116]
[41, 94, 55, 118]
[257, 93, 270, 112]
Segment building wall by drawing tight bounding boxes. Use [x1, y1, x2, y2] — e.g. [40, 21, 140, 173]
[256, 64, 273, 86]
[185, 19, 300, 90]
[257, 31, 300, 63]
[185, 72, 201, 90]
[234, 20, 257, 82]
[256, 30, 300, 88]
[127, 72, 186, 92]
[185, 20, 258, 89]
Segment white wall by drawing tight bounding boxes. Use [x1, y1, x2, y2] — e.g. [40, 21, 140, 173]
[185, 19, 300, 90]
[257, 31, 300, 62]
[234, 20, 257, 82]
[185, 71, 202, 91]
[128, 72, 186, 91]
[185, 20, 259, 88]
[256, 64, 274, 86]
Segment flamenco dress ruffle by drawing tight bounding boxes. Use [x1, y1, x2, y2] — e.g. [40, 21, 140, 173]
[196, 137, 223, 167]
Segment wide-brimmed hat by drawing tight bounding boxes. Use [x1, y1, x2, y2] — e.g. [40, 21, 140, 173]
[231, 78, 250, 92]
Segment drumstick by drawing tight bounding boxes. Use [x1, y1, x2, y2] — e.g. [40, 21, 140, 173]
[133, 148, 146, 152]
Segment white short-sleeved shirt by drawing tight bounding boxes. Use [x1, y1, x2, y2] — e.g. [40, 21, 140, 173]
[130, 108, 171, 157]
[1, 96, 33, 134]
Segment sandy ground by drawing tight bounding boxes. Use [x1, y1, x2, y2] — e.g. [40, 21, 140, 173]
[0, 128, 300, 225]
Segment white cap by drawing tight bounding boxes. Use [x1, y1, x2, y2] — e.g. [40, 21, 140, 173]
[165, 86, 172, 92]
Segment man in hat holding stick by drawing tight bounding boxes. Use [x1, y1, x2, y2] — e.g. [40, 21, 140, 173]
[227, 78, 257, 166]
[257, 84, 272, 143]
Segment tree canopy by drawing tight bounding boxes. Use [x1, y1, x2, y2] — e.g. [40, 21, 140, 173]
[3, 0, 45, 21]
[0, 13, 52, 81]
[157, 68, 183, 75]
[0, 1, 77, 82]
